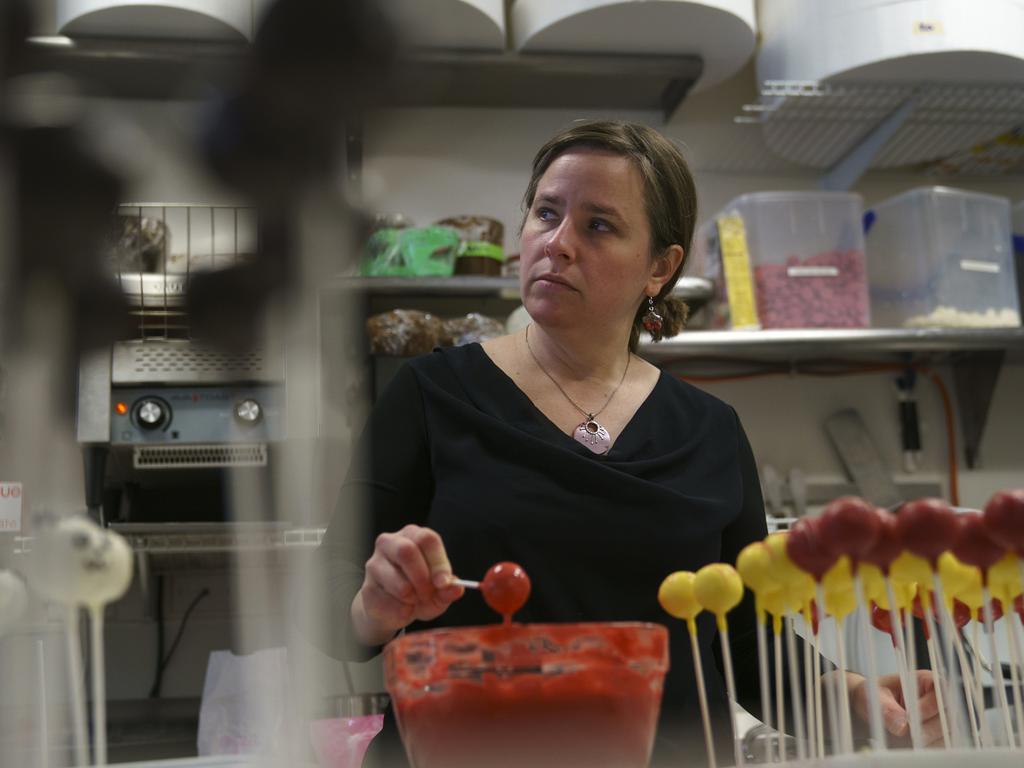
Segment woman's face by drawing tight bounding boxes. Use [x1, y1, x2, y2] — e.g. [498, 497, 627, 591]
[519, 147, 665, 336]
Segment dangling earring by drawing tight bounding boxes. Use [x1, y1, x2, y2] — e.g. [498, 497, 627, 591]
[642, 296, 664, 341]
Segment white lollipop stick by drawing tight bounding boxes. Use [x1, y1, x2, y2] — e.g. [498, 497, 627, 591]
[783, 617, 806, 761]
[812, 627, 825, 758]
[802, 624, 815, 759]
[923, 624, 951, 748]
[834, 620, 854, 754]
[451, 578, 479, 589]
[852, 574, 886, 750]
[816, 585, 840, 757]
[90, 605, 108, 766]
[969, 622, 995, 747]
[65, 606, 89, 767]
[884, 582, 922, 750]
[755, 613, 773, 763]
[982, 587, 1015, 746]
[688, 628, 717, 768]
[36, 638, 50, 768]
[932, 578, 969, 748]
[774, 623, 787, 763]
[1002, 613, 1024, 749]
[903, 606, 928, 747]
[950, 623, 982, 748]
[718, 625, 744, 767]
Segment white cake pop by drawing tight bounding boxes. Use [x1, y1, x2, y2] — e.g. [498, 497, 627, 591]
[30, 514, 133, 606]
[0, 569, 28, 635]
[29, 513, 134, 767]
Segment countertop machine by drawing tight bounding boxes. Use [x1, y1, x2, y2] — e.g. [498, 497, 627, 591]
[76, 203, 284, 526]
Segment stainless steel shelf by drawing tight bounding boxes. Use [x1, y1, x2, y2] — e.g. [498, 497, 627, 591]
[13, 523, 325, 555]
[24, 37, 701, 116]
[334, 275, 715, 303]
[640, 327, 1024, 362]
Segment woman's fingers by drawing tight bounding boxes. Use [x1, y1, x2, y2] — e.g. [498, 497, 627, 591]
[378, 530, 434, 603]
[873, 674, 911, 737]
[911, 670, 941, 721]
[359, 526, 464, 635]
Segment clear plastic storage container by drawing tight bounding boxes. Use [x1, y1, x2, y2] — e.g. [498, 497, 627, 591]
[865, 187, 1021, 328]
[698, 191, 870, 329]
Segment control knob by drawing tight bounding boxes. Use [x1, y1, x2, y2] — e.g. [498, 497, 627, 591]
[134, 398, 168, 430]
[235, 399, 262, 425]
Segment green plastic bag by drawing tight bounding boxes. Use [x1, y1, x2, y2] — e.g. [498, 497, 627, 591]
[360, 226, 460, 277]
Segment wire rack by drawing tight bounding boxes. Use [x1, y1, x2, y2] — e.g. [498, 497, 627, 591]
[111, 203, 259, 340]
[738, 81, 1024, 171]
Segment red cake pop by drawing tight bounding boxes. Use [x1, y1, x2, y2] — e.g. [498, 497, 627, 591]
[862, 508, 903, 574]
[818, 496, 881, 565]
[895, 498, 959, 566]
[786, 517, 838, 581]
[481, 562, 531, 622]
[977, 599, 1003, 624]
[982, 490, 1024, 554]
[951, 512, 1006, 582]
[870, 602, 898, 646]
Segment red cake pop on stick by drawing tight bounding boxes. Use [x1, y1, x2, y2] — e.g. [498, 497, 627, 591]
[896, 499, 967, 746]
[456, 562, 532, 624]
[952, 513, 1016, 745]
[862, 509, 924, 748]
[819, 497, 888, 750]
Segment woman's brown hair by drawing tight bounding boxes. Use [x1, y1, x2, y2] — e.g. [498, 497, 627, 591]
[522, 120, 697, 351]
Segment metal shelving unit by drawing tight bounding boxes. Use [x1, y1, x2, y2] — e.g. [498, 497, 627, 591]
[334, 274, 715, 304]
[639, 327, 1024, 362]
[24, 37, 702, 118]
[645, 326, 1024, 470]
[13, 523, 326, 556]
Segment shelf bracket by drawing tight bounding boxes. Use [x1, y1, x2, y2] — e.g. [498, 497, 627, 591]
[950, 350, 1004, 469]
[818, 92, 918, 191]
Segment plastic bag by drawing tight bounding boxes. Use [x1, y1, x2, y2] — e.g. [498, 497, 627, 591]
[197, 648, 290, 756]
[309, 715, 384, 768]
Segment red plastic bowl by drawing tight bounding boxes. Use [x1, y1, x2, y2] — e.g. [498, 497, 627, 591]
[384, 622, 669, 768]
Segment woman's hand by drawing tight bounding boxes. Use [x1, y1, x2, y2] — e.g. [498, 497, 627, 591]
[350, 525, 464, 646]
[848, 670, 945, 746]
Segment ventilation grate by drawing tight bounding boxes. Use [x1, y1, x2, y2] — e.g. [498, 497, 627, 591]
[134, 444, 267, 469]
[112, 340, 277, 384]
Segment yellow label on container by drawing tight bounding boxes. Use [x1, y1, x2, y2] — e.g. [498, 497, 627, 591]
[716, 215, 760, 330]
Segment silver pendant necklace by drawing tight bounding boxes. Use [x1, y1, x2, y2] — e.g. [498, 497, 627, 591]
[524, 325, 631, 455]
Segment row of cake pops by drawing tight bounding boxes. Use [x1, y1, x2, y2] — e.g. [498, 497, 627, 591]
[658, 489, 1024, 767]
[0, 514, 133, 767]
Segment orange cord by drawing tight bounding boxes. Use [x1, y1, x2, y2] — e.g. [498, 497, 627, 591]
[677, 360, 960, 506]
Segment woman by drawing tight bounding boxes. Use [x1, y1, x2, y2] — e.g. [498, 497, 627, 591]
[316, 121, 940, 766]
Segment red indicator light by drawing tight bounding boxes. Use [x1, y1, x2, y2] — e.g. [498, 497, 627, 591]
[115, 402, 128, 415]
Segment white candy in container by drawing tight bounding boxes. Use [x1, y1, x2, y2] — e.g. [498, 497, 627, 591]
[865, 187, 1021, 329]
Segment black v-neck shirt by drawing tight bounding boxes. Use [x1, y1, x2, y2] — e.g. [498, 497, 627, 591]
[315, 342, 769, 765]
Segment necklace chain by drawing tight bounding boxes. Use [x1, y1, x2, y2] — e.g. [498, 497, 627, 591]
[524, 324, 631, 422]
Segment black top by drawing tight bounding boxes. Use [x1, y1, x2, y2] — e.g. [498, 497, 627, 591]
[314, 343, 771, 767]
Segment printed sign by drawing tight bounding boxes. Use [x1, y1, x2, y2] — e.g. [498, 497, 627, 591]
[787, 266, 840, 278]
[913, 20, 944, 35]
[960, 259, 1000, 274]
[0, 482, 23, 532]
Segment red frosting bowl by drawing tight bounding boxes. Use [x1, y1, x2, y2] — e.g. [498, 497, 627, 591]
[384, 622, 669, 768]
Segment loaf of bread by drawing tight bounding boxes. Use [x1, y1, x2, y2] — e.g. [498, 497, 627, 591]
[440, 313, 505, 347]
[108, 215, 169, 273]
[366, 310, 443, 356]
